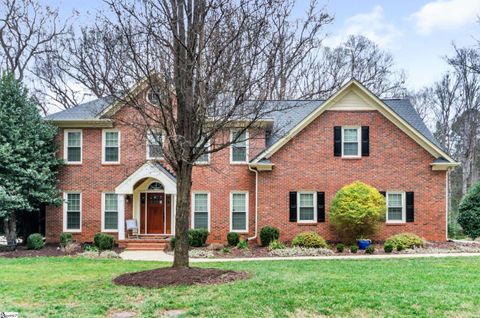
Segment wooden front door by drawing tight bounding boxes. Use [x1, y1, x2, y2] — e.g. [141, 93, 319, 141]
[146, 193, 164, 234]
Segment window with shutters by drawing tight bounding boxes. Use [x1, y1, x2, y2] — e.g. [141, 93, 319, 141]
[64, 129, 82, 164]
[230, 129, 248, 163]
[230, 191, 248, 232]
[102, 193, 118, 231]
[146, 131, 163, 159]
[342, 126, 361, 157]
[298, 192, 317, 223]
[64, 192, 81, 232]
[102, 129, 120, 164]
[386, 192, 405, 223]
[192, 192, 210, 230]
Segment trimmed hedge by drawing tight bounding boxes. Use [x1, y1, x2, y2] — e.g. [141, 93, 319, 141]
[188, 229, 209, 247]
[260, 226, 280, 247]
[227, 232, 240, 247]
[385, 233, 424, 250]
[27, 233, 44, 250]
[93, 233, 115, 251]
[60, 232, 73, 247]
[292, 232, 327, 248]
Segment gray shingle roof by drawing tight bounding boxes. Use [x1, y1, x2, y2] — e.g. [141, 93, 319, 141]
[44, 97, 113, 120]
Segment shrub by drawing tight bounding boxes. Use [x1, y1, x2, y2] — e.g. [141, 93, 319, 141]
[84, 244, 98, 252]
[329, 181, 386, 243]
[385, 233, 424, 250]
[60, 232, 73, 247]
[336, 243, 345, 253]
[260, 226, 280, 247]
[26, 233, 44, 250]
[268, 240, 286, 251]
[188, 229, 209, 247]
[170, 236, 176, 250]
[227, 232, 240, 246]
[220, 247, 231, 254]
[61, 242, 80, 254]
[458, 182, 480, 240]
[396, 243, 405, 252]
[292, 232, 327, 248]
[365, 245, 375, 254]
[93, 233, 115, 251]
[384, 242, 394, 253]
[237, 239, 249, 249]
[350, 245, 358, 253]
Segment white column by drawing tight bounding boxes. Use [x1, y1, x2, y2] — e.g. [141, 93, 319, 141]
[118, 194, 126, 240]
[172, 194, 176, 235]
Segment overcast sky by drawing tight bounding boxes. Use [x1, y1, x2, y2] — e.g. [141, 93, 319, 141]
[53, 0, 480, 91]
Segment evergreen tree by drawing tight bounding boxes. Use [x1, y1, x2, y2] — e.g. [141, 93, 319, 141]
[0, 73, 62, 247]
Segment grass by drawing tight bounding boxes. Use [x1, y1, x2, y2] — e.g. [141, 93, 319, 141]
[1, 256, 480, 317]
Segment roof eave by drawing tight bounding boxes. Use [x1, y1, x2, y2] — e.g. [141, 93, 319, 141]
[46, 119, 114, 128]
[431, 162, 461, 171]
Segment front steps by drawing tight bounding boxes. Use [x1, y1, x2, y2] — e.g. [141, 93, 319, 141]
[118, 235, 171, 251]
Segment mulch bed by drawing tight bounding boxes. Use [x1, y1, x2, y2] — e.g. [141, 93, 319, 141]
[113, 267, 250, 288]
[0, 244, 67, 258]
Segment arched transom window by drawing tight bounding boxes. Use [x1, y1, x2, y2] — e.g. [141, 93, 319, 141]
[148, 182, 164, 191]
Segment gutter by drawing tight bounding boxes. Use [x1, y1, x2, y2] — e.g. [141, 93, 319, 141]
[248, 165, 259, 241]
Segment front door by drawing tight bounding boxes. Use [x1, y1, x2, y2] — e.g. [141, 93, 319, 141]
[147, 193, 164, 234]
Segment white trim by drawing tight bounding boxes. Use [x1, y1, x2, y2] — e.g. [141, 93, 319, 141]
[146, 130, 164, 160]
[146, 87, 161, 106]
[386, 191, 406, 224]
[230, 129, 249, 164]
[297, 191, 317, 224]
[63, 192, 82, 233]
[101, 192, 119, 233]
[102, 129, 121, 164]
[115, 162, 176, 195]
[118, 194, 125, 240]
[63, 129, 83, 164]
[191, 192, 211, 231]
[230, 191, 249, 233]
[341, 126, 361, 158]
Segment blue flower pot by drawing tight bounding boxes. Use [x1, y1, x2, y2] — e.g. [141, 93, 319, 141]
[357, 239, 371, 250]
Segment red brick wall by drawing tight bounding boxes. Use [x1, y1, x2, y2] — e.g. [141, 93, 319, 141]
[257, 110, 447, 242]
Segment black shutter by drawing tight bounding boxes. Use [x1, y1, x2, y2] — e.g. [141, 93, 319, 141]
[317, 192, 325, 222]
[379, 191, 386, 197]
[361, 126, 369, 156]
[289, 192, 297, 222]
[334, 126, 342, 156]
[406, 192, 414, 222]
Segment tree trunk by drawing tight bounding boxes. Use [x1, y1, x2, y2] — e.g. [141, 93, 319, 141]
[173, 163, 193, 268]
[3, 212, 17, 247]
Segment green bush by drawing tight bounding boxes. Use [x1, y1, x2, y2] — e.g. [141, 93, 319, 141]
[292, 232, 327, 248]
[60, 232, 73, 247]
[336, 243, 345, 253]
[385, 233, 424, 250]
[268, 240, 285, 251]
[260, 226, 280, 247]
[396, 243, 405, 252]
[26, 233, 44, 250]
[350, 245, 358, 253]
[458, 182, 480, 240]
[384, 242, 394, 253]
[329, 181, 386, 243]
[188, 229, 209, 247]
[170, 236, 176, 249]
[237, 239, 249, 249]
[227, 232, 240, 246]
[93, 233, 115, 251]
[365, 245, 375, 254]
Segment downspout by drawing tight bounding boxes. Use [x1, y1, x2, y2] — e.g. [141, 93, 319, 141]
[446, 169, 450, 241]
[248, 165, 259, 241]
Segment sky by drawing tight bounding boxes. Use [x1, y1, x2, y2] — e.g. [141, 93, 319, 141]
[52, 0, 480, 91]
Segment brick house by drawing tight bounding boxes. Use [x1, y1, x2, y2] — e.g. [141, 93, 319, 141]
[45, 80, 459, 247]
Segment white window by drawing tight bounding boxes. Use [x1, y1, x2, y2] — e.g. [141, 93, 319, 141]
[192, 192, 210, 230]
[298, 192, 316, 223]
[342, 126, 361, 157]
[230, 129, 248, 163]
[102, 129, 120, 164]
[147, 86, 162, 106]
[64, 129, 82, 164]
[230, 191, 248, 232]
[64, 192, 81, 232]
[386, 192, 405, 223]
[146, 131, 163, 159]
[102, 193, 118, 232]
[195, 136, 210, 164]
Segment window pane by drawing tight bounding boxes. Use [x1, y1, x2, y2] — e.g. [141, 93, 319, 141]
[343, 142, 358, 156]
[105, 194, 118, 211]
[299, 207, 315, 221]
[105, 132, 119, 146]
[194, 194, 208, 212]
[104, 211, 118, 230]
[105, 147, 119, 162]
[67, 212, 80, 229]
[343, 129, 358, 142]
[232, 146, 246, 162]
[299, 193, 314, 207]
[388, 207, 403, 221]
[194, 212, 208, 229]
[232, 193, 246, 212]
[148, 145, 163, 158]
[67, 193, 80, 211]
[233, 130, 247, 146]
[388, 194, 402, 207]
[67, 147, 81, 162]
[232, 212, 246, 230]
[67, 132, 81, 147]
[197, 153, 209, 163]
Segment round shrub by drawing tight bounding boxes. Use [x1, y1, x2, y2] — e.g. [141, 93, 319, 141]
[188, 229, 209, 247]
[365, 245, 375, 254]
[60, 232, 73, 248]
[458, 182, 480, 240]
[227, 232, 240, 246]
[329, 181, 386, 243]
[385, 233, 424, 250]
[170, 236, 176, 250]
[93, 233, 115, 251]
[396, 243, 404, 252]
[268, 240, 286, 251]
[260, 226, 280, 247]
[27, 233, 44, 250]
[384, 242, 394, 253]
[292, 232, 327, 248]
[350, 245, 358, 253]
[336, 243, 345, 253]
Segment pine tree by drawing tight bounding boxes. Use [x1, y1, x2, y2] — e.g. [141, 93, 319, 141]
[0, 73, 62, 247]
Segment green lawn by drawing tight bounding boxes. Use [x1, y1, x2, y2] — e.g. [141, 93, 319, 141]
[1, 257, 480, 317]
